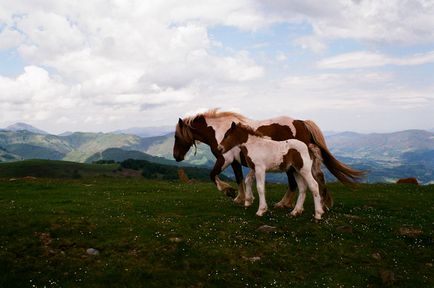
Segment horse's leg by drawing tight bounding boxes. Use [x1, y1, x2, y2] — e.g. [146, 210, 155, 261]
[244, 170, 255, 207]
[211, 155, 236, 198]
[314, 169, 333, 210]
[308, 143, 333, 209]
[255, 168, 268, 216]
[231, 161, 246, 204]
[275, 168, 297, 209]
[290, 173, 306, 217]
[301, 168, 324, 220]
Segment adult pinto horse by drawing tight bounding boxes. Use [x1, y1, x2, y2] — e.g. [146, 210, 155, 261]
[173, 109, 364, 207]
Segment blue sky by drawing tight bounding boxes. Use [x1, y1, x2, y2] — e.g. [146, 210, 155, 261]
[0, 1, 433, 134]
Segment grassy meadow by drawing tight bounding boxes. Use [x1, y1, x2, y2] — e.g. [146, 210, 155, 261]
[0, 177, 433, 287]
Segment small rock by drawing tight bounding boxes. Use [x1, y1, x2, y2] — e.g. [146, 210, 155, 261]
[343, 214, 362, 220]
[242, 256, 261, 263]
[398, 227, 423, 237]
[336, 225, 353, 234]
[86, 248, 100, 256]
[379, 269, 395, 286]
[9, 178, 17, 182]
[425, 263, 433, 267]
[372, 252, 382, 260]
[256, 225, 277, 233]
[169, 237, 183, 243]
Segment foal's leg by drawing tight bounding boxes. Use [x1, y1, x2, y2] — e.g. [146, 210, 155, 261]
[244, 170, 255, 207]
[275, 169, 297, 209]
[301, 168, 324, 220]
[290, 173, 307, 217]
[255, 168, 268, 216]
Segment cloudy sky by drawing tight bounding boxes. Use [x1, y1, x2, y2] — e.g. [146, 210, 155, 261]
[1, 0, 433, 134]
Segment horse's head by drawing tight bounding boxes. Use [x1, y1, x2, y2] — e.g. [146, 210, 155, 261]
[218, 122, 249, 153]
[173, 118, 195, 162]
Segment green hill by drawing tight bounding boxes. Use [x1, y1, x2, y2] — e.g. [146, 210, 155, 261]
[85, 147, 183, 166]
[120, 158, 215, 181]
[0, 159, 118, 179]
[0, 159, 217, 182]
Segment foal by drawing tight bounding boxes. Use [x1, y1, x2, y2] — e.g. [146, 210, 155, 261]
[218, 122, 325, 220]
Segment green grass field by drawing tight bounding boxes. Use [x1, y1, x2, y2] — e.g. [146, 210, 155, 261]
[0, 178, 433, 287]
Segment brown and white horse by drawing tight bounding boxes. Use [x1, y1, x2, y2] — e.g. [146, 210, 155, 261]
[218, 122, 325, 219]
[173, 109, 363, 207]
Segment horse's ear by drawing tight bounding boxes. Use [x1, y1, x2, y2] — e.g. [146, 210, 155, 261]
[231, 122, 237, 129]
[178, 118, 184, 128]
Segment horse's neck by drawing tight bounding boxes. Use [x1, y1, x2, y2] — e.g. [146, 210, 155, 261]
[205, 116, 252, 144]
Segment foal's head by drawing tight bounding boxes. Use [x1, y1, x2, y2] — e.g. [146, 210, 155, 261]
[218, 122, 261, 153]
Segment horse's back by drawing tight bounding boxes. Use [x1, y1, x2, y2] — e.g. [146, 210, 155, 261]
[253, 116, 311, 144]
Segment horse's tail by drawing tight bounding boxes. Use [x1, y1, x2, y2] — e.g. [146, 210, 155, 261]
[304, 120, 366, 184]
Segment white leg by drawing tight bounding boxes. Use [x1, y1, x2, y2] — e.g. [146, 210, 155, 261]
[244, 170, 255, 207]
[290, 173, 306, 217]
[301, 168, 324, 220]
[255, 168, 268, 216]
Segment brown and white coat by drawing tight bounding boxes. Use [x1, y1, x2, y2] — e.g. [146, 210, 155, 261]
[218, 122, 325, 219]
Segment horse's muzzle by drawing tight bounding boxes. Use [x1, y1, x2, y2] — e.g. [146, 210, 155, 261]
[174, 154, 184, 162]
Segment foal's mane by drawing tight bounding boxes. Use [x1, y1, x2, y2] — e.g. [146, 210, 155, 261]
[234, 123, 264, 137]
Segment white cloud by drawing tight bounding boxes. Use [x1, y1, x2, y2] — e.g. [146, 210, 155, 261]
[0, 1, 267, 132]
[262, 0, 434, 45]
[294, 36, 327, 53]
[0, 1, 433, 133]
[318, 51, 434, 69]
[0, 27, 23, 50]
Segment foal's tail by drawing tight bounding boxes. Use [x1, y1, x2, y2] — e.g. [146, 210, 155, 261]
[304, 120, 366, 185]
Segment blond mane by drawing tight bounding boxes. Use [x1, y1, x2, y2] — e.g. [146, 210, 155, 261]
[176, 109, 248, 143]
[183, 108, 249, 126]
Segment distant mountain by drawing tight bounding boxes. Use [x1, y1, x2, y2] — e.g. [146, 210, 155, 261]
[0, 146, 21, 162]
[326, 129, 434, 162]
[5, 122, 48, 135]
[112, 125, 174, 137]
[0, 127, 433, 183]
[58, 131, 74, 136]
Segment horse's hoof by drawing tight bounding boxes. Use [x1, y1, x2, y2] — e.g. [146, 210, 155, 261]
[275, 202, 294, 209]
[274, 202, 285, 209]
[244, 198, 253, 207]
[234, 195, 245, 204]
[224, 188, 237, 199]
[290, 208, 303, 217]
[256, 208, 267, 216]
[314, 211, 323, 220]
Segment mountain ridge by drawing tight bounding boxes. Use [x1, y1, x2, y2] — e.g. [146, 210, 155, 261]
[0, 125, 432, 183]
